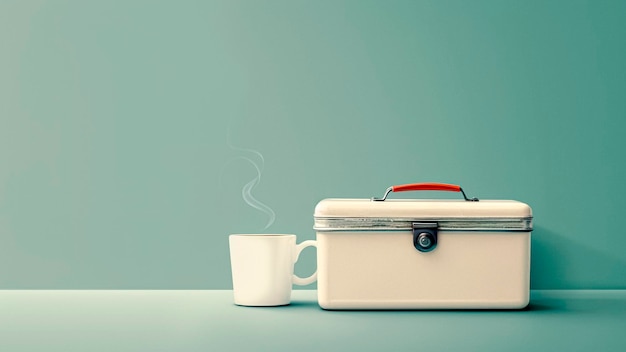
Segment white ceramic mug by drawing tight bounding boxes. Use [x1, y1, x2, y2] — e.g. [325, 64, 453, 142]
[229, 234, 317, 306]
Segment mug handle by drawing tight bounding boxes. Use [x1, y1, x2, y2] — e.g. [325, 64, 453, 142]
[292, 240, 317, 286]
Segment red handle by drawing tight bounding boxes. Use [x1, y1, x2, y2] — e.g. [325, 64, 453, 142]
[372, 182, 478, 201]
[392, 183, 461, 193]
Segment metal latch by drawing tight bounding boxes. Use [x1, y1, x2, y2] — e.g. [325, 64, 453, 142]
[412, 222, 438, 252]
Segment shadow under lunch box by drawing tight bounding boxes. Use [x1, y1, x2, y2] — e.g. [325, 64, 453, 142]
[314, 182, 533, 310]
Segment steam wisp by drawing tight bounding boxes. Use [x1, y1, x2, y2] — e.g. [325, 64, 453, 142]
[228, 139, 276, 230]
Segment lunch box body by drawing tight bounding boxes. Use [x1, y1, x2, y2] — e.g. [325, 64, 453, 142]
[314, 183, 533, 310]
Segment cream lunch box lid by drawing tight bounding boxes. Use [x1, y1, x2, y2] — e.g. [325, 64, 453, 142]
[314, 199, 533, 232]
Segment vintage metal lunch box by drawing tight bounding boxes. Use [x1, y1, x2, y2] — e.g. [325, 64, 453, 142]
[314, 182, 533, 310]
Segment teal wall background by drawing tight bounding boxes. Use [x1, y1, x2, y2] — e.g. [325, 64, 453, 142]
[1, 0, 625, 289]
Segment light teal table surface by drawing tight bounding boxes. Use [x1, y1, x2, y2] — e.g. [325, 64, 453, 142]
[1, 290, 625, 352]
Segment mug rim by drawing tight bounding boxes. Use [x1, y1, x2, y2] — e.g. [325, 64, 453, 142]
[229, 234, 295, 237]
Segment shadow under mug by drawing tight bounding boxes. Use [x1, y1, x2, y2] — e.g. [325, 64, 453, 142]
[229, 234, 317, 306]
